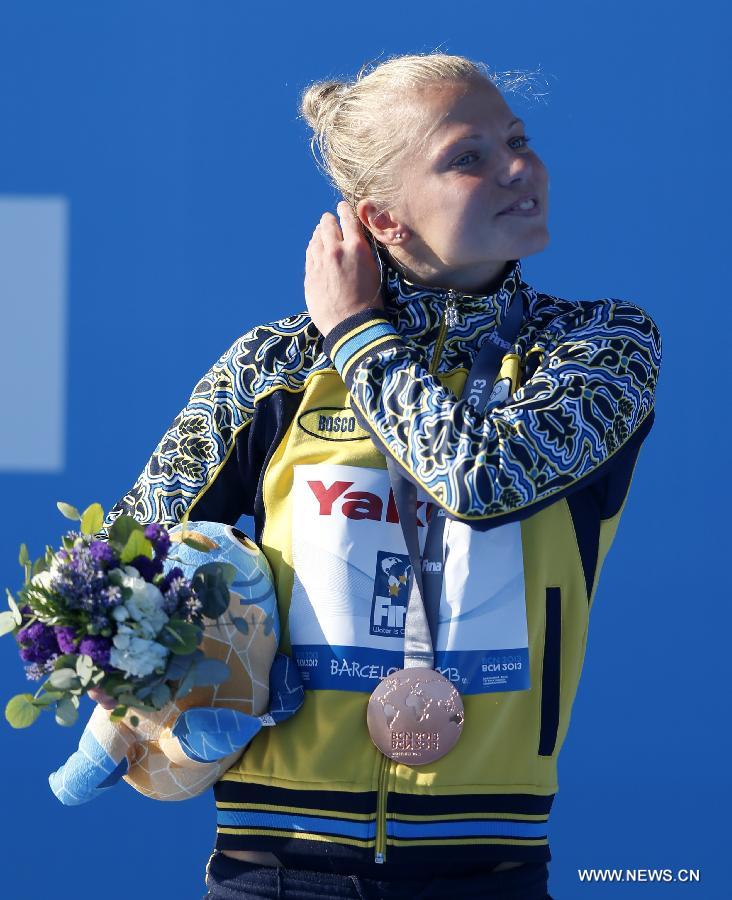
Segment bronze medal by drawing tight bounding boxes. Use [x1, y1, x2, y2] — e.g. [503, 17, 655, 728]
[367, 667, 464, 765]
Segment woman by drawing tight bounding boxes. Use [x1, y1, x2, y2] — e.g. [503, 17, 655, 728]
[98, 53, 661, 899]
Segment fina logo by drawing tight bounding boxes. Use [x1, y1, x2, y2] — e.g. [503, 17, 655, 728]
[488, 377, 511, 408]
[370, 551, 411, 637]
[466, 376, 512, 412]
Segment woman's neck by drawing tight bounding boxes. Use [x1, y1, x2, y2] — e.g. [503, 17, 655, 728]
[385, 251, 513, 296]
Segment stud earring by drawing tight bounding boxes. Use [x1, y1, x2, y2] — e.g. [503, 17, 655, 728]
[395, 232, 402, 240]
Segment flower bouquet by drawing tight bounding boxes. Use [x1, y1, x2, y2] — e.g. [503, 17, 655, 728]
[1, 501, 242, 730]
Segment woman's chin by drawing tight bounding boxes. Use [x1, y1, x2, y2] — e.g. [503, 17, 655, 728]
[516, 227, 550, 258]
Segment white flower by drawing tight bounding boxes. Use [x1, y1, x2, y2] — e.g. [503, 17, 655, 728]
[125, 581, 168, 639]
[111, 605, 129, 622]
[30, 570, 54, 591]
[109, 635, 169, 678]
[112, 625, 134, 646]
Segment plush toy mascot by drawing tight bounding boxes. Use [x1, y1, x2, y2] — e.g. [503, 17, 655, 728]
[49, 521, 303, 804]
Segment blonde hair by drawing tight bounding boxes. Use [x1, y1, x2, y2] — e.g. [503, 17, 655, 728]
[298, 51, 548, 231]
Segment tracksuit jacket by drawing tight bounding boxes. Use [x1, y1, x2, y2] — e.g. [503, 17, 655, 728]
[102, 246, 661, 871]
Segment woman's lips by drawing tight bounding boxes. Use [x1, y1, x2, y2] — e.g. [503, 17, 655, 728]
[497, 200, 542, 217]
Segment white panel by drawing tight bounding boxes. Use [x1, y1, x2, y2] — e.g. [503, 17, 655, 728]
[0, 196, 68, 471]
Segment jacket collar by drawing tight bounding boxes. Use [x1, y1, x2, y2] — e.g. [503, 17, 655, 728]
[375, 244, 523, 328]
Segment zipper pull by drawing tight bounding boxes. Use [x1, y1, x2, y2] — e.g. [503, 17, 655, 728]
[445, 289, 460, 328]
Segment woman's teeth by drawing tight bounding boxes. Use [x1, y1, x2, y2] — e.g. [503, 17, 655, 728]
[499, 198, 538, 215]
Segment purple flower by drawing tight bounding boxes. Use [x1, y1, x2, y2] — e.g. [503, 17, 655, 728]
[144, 524, 171, 558]
[87, 612, 113, 635]
[51, 540, 121, 613]
[54, 625, 79, 654]
[89, 540, 118, 567]
[161, 567, 184, 592]
[78, 635, 112, 668]
[162, 574, 202, 622]
[24, 656, 59, 681]
[16, 621, 60, 665]
[131, 554, 164, 582]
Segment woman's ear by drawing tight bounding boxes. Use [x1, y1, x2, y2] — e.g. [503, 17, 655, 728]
[356, 199, 403, 247]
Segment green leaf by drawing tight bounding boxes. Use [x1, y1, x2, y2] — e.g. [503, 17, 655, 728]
[0, 610, 18, 636]
[115, 693, 140, 707]
[57, 502, 81, 521]
[213, 562, 237, 587]
[116, 693, 157, 714]
[120, 530, 153, 565]
[110, 705, 128, 721]
[175, 664, 196, 700]
[7, 593, 23, 626]
[108, 514, 144, 551]
[96, 674, 129, 696]
[33, 691, 64, 706]
[150, 683, 172, 708]
[180, 534, 211, 552]
[52, 654, 79, 671]
[18, 544, 29, 566]
[55, 697, 78, 727]
[75, 654, 95, 686]
[129, 715, 140, 727]
[81, 503, 105, 536]
[135, 676, 163, 700]
[191, 563, 236, 619]
[164, 651, 196, 681]
[31, 556, 48, 577]
[48, 668, 82, 691]
[5, 694, 41, 728]
[164, 620, 200, 656]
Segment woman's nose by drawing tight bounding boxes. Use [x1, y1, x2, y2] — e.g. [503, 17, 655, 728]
[496, 148, 534, 186]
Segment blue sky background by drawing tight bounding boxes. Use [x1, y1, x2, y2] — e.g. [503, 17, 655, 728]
[0, 2, 728, 897]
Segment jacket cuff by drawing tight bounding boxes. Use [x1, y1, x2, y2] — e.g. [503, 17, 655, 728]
[323, 309, 404, 388]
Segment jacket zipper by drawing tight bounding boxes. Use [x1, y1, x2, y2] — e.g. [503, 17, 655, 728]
[377, 287, 459, 861]
[374, 752, 390, 863]
[428, 289, 460, 375]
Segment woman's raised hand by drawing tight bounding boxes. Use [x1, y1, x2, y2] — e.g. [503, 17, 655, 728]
[304, 200, 383, 338]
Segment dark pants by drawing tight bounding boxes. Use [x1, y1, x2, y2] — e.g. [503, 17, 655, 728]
[203, 851, 553, 899]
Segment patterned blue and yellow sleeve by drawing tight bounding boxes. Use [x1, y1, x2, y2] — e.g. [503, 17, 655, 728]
[323, 300, 662, 527]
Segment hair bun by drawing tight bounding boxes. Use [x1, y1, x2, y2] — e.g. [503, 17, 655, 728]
[299, 81, 346, 132]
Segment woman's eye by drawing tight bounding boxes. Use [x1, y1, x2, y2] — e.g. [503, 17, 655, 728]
[510, 135, 533, 150]
[451, 152, 479, 168]
[451, 136, 532, 168]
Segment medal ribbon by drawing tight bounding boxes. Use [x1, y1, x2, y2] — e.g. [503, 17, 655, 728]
[385, 289, 526, 670]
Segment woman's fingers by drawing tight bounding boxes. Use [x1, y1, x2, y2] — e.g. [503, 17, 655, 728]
[88, 687, 117, 710]
[318, 211, 343, 244]
[306, 225, 322, 263]
[303, 201, 382, 336]
[311, 203, 363, 250]
[336, 200, 362, 244]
